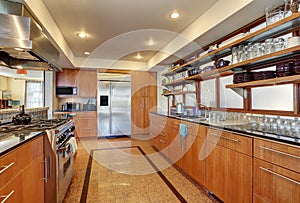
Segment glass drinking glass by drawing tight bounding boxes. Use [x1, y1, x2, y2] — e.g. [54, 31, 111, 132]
[231, 47, 238, 64]
[265, 38, 275, 54]
[266, 4, 285, 25]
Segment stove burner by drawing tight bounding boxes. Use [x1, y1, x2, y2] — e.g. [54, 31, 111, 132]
[0, 119, 68, 132]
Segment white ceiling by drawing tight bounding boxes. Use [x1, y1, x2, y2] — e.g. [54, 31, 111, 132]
[24, 0, 283, 70]
[41, 0, 218, 59]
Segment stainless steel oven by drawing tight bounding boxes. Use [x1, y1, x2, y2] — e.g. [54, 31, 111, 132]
[57, 142, 74, 203]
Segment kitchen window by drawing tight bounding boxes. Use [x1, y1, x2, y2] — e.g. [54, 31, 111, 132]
[25, 80, 44, 108]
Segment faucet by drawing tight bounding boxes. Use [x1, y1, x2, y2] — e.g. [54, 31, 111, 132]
[198, 103, 211, 119]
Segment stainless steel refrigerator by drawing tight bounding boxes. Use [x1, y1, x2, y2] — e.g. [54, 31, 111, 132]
[97, 80, 131, 137]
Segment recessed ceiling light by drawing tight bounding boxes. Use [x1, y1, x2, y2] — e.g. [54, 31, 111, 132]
[76, 32, 88, 38]
[16, 65, 23, 69]
[170, 11, 180, 19]
[134, 53, 143, 60]
[84, 51, 90, 55]
[146, 39, 156, 46]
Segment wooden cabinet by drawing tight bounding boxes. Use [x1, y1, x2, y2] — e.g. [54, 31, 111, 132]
[182, 125, 207, 186]
[0, 136, 44, 203]
[75, 111, 97, 138]
[253, 138, 300, 203]
[76, 70, 97, 98]
[205, 129, 253, 203]
[56, 68, 97, 98]
[253, 158, 300, 203]
[131, 71, 157, 135]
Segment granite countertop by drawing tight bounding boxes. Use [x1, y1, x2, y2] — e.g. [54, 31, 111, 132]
[0, 131, 44, 156]
[151, 112, 300, 146]
[0, 107, 49, 114]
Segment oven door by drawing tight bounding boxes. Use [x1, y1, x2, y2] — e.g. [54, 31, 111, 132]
[57, 143, 74, 203]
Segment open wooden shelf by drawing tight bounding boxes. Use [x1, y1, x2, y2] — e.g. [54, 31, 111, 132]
[185, 45, 300, 80]
[161, 13, 300, 77]
[165, 78, 194, 86]
[226, 75, 300, 89]
[162, 91, 196, 97]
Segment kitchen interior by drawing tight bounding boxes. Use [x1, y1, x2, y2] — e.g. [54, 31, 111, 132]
[0, 0, 299, 203]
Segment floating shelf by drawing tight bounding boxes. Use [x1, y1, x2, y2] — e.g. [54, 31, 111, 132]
[164, 78, 194, 87]
[161, 13, 300, 77]
[162, 91, 196, 97]
[185, 45, 300, 80]
[226, 75, 300, 89]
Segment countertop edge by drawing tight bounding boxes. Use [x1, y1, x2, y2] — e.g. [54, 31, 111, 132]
[0, 131, 45, 157]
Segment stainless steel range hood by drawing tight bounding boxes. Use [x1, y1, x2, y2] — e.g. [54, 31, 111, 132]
[0, 1, 61, 71]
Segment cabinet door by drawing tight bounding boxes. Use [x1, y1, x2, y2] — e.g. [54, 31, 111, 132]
[205, 141, 252, 203]
[0, 171, 23, 203]
[253, 158, 300, 203]
[144, 97, 157, 134]
[131, 96, 145, 135]
[56, 68, 78, 86]
[77, 70, 97, 98]
[75, 112, 97, 138]
[23, 154, 44, 203]
[168, 128, 183, 168]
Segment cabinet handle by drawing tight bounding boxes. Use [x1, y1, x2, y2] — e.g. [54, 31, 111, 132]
[160, 133, 166, 137]
[1, 190, 14, 203]
[259, 167, 300, 185]
[0, 162, 14, 174]
[41, 158, 48, 182]
[159, 139, 166, 144]
[259, 146, 300, 159]
[209, 133, 239, 143]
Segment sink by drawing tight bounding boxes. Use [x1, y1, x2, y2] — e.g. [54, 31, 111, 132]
[182, 116, 208, 122]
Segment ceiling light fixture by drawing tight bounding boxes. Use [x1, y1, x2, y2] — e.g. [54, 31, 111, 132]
[16, 65, 23, 69]
[134, 53, 143, 60]
[76, 32, 88, 38]
[170, 11, 180, 19]
[146, 39, 156, 46]
[84, 51, 90, 55]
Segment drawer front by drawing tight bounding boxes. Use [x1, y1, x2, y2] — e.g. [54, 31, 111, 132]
[254, 139, 300, 172]
[75, 112, 96, 119]
[0, 171, 23, 203]
[254, 158, 300, 203]
[182, 121, 199, 137]
[0, 136, 43, 188]
[207, 128, 252, 155]
[167, 118, 181, 129]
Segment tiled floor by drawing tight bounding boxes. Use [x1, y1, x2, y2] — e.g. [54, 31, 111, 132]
[63, 138, 220, 203]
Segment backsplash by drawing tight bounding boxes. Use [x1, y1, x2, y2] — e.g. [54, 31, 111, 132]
[0, 107, 49, 124]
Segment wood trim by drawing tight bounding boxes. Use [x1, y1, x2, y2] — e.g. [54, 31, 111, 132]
[97, 68, 132, 74]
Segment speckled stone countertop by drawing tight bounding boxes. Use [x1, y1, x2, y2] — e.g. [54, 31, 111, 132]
[151, 112, 300, 146]
[0, 107, 49, 114]
[0, 131, 44, 156]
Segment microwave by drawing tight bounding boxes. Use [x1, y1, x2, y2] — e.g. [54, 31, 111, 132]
[56, 86, 77, 95]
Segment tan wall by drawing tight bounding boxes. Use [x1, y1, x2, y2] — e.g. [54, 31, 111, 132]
[0, 76, 8, 99]
[7, 78, 25, 105]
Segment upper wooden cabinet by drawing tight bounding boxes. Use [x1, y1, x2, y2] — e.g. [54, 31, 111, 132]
[56, 68, 97, 98]
[56, 68, 78, 87]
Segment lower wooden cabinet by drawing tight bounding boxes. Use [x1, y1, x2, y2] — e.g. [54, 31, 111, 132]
[150, 114, 300, 203]
[253, 158, 300, 203]
[0, 171, 23, 203]
[205, 140, 253, 203]
[75, 111, 97, 138]
[0, 136, 45, 203]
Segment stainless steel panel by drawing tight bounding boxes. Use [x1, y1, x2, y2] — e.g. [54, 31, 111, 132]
[111, 82, 131, 136]
[97, 80, 131, 137]
[98, 81, 111, 137]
